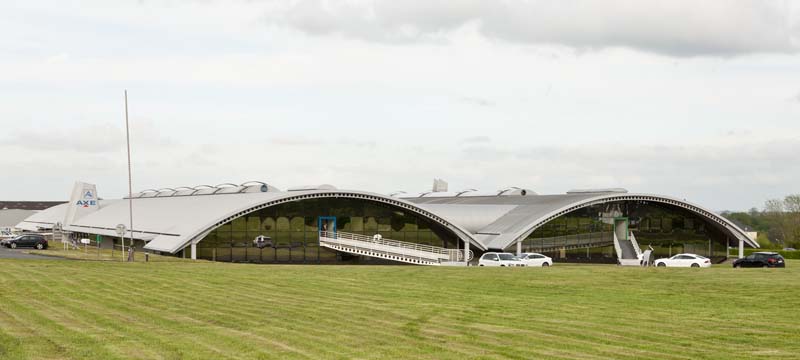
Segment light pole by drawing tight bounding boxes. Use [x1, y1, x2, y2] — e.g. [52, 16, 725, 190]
[124, 90, 134, 259]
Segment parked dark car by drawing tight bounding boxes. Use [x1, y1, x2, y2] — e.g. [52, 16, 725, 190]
[732, 252, 785, 268]
[3, 234, 48, 250]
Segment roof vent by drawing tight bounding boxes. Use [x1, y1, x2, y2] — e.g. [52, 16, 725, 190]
[129, 181, 277, 198]
[432, 178, 448, 192]
[455, 189, 478, 196]
[497, 187, 536, 196]
[239, 181, 279, 193]
[155, 188, 178, 197]
[567, 188, 628, 194]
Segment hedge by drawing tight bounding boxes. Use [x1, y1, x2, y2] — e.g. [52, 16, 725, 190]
[733, 248, 800, 259]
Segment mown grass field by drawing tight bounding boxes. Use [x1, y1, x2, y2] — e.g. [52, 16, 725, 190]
[0, 259, 798, 359]
[27, 247, 192, 262]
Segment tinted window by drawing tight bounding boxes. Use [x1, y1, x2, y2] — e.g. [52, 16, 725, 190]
[484, 254, 498, 260]
[498, 254, 517, 260]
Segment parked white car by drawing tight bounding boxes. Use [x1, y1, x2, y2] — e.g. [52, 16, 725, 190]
[518, 253, 553, 267]
[654, 253, 712, 268]
[478, 252, 526, 267]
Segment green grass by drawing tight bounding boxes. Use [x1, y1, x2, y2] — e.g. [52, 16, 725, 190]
[26, 247, 191, 262]
[0, 260, 798, 359]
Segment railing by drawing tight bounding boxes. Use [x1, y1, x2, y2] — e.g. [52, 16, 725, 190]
[613, 231, 622, 261]
[523, 232, 614, 252]
[319, 231, 473, 263]
[629, 231, 642, 257]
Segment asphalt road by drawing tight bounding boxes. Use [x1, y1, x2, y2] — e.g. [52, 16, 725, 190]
[0, 246, 63, 260]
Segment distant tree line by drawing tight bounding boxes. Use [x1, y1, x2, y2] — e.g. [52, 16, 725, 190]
[721, 194, 800, 249]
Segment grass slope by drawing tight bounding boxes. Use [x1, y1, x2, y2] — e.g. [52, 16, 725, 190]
[0, 260, 798, 359]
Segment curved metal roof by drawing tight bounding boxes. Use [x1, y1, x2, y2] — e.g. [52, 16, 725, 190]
[16, 203, 69, 231]
[0, 209, 39, 228]
[25, 189, 480, 254]
[407, 193, 758, 250]
[17, 186, 757, 255]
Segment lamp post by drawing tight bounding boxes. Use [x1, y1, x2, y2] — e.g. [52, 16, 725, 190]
[124, 90, 134, 257]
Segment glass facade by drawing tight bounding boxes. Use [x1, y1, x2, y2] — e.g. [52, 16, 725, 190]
[193, 198, 459, 264]
[511, 201, 731, 263]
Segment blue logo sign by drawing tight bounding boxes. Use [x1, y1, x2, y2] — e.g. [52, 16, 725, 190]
[76, 200, 97, 208]
[83, 190, 94, 199]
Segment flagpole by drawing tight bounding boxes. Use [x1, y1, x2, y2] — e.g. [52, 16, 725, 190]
[124, 90, 134, 260]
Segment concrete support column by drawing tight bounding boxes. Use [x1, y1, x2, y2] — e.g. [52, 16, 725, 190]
[464, 239, 470, 266]
[516, 241, 522, 256]
[191, 241, 197, 260]
[738, 239, 744, 259]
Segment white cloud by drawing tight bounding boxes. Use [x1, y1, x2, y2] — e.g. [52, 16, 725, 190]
[1, 124, 122, 153]
[0, 0, 798, 211]
[461, 136, 492, 144]
[458, 96, 494, 107]
[268, 0, 800, 57]
[0, 120, 173, 154]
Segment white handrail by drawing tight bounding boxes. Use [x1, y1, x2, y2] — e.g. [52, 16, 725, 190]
[319, 231, 473, 262]
[524, 232, 612, 249]
[629, 231, 642, 258]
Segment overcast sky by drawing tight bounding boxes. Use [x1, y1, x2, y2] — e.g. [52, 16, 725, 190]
[1, 0, 799, 211]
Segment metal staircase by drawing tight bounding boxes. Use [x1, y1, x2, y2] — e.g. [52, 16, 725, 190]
[318, 231, 473, 266]
[614, 230, 644, 266]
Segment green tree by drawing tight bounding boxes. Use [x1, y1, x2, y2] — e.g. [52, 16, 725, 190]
[784, 195, 800, 247]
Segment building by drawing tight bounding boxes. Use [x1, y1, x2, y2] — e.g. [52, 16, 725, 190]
[1, 201, 66, 235]
[0, 201, 66, 211]
[1, 209, 38, 228]
[728, 220, 758, 244]
[17, 181, 757, 265]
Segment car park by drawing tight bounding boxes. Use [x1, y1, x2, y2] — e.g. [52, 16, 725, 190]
[732, 252, 785, 268]
[478, 252, 526, 267]
[518, 252, 553, 267]
[654, 253, 711, 268]
[3, 234, 48, 250]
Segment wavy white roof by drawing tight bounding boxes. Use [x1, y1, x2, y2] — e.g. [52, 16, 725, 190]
[17, 187, 757, 254]
[408, 192, 757, 250]
[18, 189, 477, 253]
